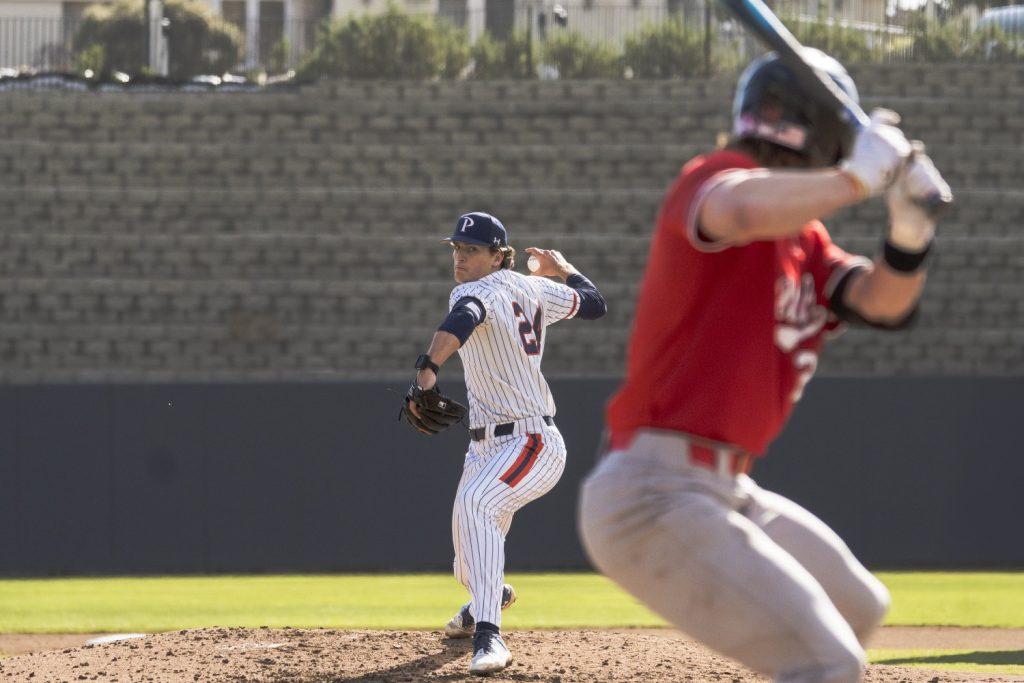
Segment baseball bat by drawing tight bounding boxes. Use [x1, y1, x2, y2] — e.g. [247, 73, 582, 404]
[718, 0, 951, 216]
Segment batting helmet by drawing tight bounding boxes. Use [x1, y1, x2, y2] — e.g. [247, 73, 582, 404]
[732, 49, 859, 167]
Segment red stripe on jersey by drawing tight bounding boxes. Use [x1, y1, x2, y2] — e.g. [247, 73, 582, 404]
[500, 434, 543, 487]
[566, 291, 579, 320]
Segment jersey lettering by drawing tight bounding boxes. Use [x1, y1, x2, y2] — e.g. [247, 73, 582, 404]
[774, 273, 828, 353]
[450, 270, 578, 428]
[512, 302, 543, 355]
[775, 273, 826, 403]
[607, 149, 864, 455]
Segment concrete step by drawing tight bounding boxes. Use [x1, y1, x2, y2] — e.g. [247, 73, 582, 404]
[0, 141, 1017, 190]
[0, 232, 1020, 284]
[2, 92, 1020, 147]
[0, 277, 636, 326]
[0, 320, 633, 380]
[0, 187, 1018, 237]
[0, 268, 1019, 331]
[0, 320, 1021, 382]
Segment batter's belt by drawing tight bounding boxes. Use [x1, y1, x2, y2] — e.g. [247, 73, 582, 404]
[470, 416, 554, 441]
[608, 428, 754, 477]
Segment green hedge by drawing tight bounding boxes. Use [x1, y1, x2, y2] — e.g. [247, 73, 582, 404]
[469, 32, 535, 79]
[72, 0, 241, 79]
[297, 8, 1021, 81]
[782, 14, 1023, 65]
[543, 32, 622, 78]
[622, 20, 710, 78]
[784, 17, 885, 64]
[908, 18, 1022, 61]
[298, 7, 469, 81]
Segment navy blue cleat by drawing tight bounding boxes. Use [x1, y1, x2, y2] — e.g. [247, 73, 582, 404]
[443, 584, 517, 639]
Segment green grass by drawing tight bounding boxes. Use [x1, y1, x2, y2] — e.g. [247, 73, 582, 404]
[1, 572, 1022, 675]
[869, 573, 1024, 677]
[868, 648, 1024, 676]
[0, 573, 657, 632]
[881, 572, 1024, 628]
[0, 571, 1021, 633]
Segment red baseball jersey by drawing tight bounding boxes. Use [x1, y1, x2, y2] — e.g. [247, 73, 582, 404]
[606, 150, 869, 455]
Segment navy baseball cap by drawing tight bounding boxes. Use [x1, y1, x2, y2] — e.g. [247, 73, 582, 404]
[442, 212, 508, 248]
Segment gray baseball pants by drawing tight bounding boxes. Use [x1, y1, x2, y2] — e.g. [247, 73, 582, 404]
[578, 429, 890, 683]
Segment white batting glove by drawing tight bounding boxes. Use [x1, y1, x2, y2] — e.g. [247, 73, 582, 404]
[886, 142, 953, 251]
[839, 109, 912, 198]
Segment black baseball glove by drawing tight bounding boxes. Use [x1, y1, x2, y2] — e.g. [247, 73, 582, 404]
[402, 383, 468, 435]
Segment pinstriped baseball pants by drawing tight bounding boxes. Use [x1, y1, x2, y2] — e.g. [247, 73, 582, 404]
[452, 425, 566, 627]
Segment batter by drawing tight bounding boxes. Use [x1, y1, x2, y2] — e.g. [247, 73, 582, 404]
[578, 50, 952, 683]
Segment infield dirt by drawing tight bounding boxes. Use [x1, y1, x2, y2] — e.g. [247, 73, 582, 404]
[2, 628, 1022, 682]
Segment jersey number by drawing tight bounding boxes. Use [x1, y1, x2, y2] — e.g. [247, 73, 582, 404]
[511, 302, 543, 356]
[791, 350, 818, 402]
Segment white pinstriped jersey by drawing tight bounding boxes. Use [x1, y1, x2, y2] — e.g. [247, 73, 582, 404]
[449, 269, 580, 429]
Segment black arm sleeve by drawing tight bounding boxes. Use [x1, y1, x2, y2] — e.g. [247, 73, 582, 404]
[566, 273, 608, 320]
[438, 296, 486, 345]
[829, 266, 919, 331]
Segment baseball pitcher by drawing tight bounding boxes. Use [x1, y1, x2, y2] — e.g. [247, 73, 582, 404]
[402, 212, 606, 676]
[578, 50, 952, 683]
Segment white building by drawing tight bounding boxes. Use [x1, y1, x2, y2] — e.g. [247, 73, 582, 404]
[0, 0, 66, 71]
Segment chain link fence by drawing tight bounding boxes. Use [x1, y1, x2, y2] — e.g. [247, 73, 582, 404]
[0, 0, 1020, 78]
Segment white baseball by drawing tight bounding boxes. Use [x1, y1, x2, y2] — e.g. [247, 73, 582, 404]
[527, 255, 541, 273]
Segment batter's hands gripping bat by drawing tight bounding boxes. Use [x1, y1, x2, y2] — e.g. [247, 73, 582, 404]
[718, 0, 952, 217]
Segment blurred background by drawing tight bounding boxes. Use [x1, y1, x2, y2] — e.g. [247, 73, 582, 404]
[1, 0, 1022, 81]
[0, 0, 1020, 577]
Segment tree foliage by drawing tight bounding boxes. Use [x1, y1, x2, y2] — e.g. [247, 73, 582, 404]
[469, 31, 536, 79]
[622, 19, 709, 78]
[908, 16, 1022, 61]
[782, 11, 883, 64]
[298, 6, 470, 81]
[72, 0, 241, 79]
[297, 5, 1021, 81]
[542, 31, 622, 79]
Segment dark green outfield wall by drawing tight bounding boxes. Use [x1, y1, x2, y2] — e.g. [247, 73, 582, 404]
[1, 377, 1020, 575]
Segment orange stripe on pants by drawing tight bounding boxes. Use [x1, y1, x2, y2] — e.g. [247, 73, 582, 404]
[500, 433, 543, 487]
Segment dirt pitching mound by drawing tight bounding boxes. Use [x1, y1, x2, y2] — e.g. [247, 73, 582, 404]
[0, 628, 1017, 682]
